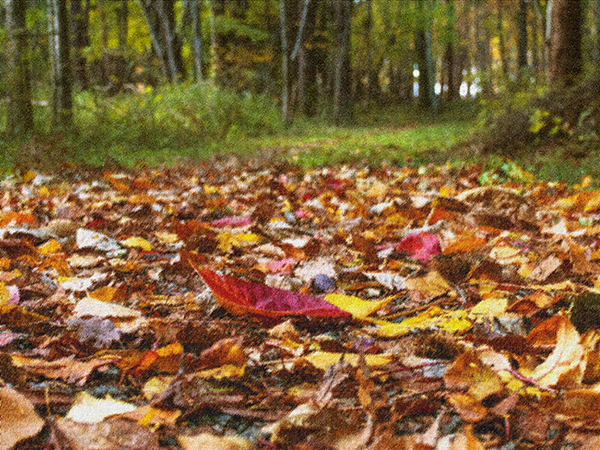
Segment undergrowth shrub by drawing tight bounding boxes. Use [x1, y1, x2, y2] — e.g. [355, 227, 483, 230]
[476, 72, 600, 156]
[73, 82, 282, 163]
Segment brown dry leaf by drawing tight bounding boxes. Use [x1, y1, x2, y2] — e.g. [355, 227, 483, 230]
[449, 425, 485, 450]
[444, 352, 505, 401]
[527, 255, 563, 282]
[446, 393, 488, 423]
[552, 389, 600, 419]
[51, 417, 159, 450]
[12, 354, 117, 386]
[405, 271, 451, 299]
[195, 338, 246, 370]
[0, 386, 44, 450]
[178, 433, 250, 450]
[521, 316, 584, 388]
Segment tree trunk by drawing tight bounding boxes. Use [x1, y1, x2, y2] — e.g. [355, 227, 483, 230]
[280, 0, 291, 124]
[416, 0, 436, 110]
[333, 0, 353, 125]
[442, 0, 457, 102]
[70, 0, 90, 90]
[118, 0, 128, 49]
[5, 0, 34, 136]
[496, 0, 508, 78]
[156, 0, 181, 82]
[533, 0, 547, 74]
[139, 0, 169, 80]
[474, 2, 492, 95]
[297, 0, 318, 116]
[139, 0, 184, 82]
[48, 0, 73, 130]
[517, 0, 528, 76]
[549, 0, 581, 87]
[592, 0, 600, 65]
[97, 0, 108, 50]
[190, 0, 203, 82]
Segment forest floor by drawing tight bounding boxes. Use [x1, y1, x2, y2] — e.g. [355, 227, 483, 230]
[1, 153, 600, 450]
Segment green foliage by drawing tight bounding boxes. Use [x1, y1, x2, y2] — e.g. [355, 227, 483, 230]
[68, 82, 282, 166]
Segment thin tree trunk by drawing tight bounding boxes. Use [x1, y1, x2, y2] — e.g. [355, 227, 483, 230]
[97, 0, 108, 50]
[48, 0, 73, 130]
[156, 0, 181, 82]
[333, 0, 353, 125]
[531, 2, 539, 74]
[280, 0, 291, 124]
[297, 0, 318, 116]
[545, 0, 552, 80]
[139, 0, 170, 80]
[475, 2, 492, 95]
[549, 0, 581, 87]
[191, 0, 203, 82]
[533, 0, 546, 73]
[517, 0, 528, 76]
[497, 0, 508, 78]
[592, 0, 600, 65]
[5, 0, 34, 136]
[416, 0, 436, 110]
[70, 0, 89, 89]
[118, 0, 128, 49]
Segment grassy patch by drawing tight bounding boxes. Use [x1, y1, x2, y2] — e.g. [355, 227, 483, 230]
[1, 82, 599, 187]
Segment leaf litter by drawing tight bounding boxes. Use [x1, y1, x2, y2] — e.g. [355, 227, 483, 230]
[1, 161, 600, 448]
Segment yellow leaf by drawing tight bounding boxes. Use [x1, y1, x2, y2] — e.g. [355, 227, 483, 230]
[154, 232, 180, 244]
[217, 232, 260, 252]
[196, 364, 246, 379]
[121, 236, 153, 251]
[372, 306, 471, 338]
[0, 282, 10, 307]
[89, 286, 116, 302]
[203, 184, 219, 194]
[142, 376, 175, 401]
[39, 186, 50, 197]
[324, 293, 393, 319]
[585, 190, 600, 212]
[303, 352, 392, 371]
[21, 170, 37, 183]
[38, 239, 61, 255]
[469, 297, 508, 322]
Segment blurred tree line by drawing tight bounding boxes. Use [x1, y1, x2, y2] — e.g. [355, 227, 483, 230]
[0, 0, 594, 136]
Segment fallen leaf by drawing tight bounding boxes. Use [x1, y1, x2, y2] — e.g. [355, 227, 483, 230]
[521, 316, 584, 387]
[324, 293, 393, 319]
[51, 417, 159, 450]
[65, 391, 137, 423]
[192, 266, 350, 322]
[395, 232, 441, 263]
[178, 433, 250, 450]
[0, 386, 44, 450]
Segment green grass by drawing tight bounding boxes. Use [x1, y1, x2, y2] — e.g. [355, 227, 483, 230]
[1, 82, 599, 188]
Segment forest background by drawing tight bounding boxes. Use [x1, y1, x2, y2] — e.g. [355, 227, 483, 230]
[0, 0, 598, 184]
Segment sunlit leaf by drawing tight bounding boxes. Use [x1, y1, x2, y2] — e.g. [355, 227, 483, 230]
[324, 293, 393, 319]
[521, 316, 584, 387]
